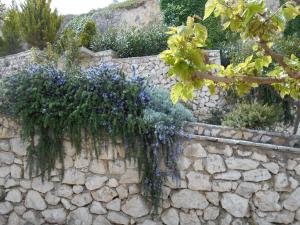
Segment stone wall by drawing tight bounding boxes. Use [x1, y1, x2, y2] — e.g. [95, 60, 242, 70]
[0, 48, 225, 120]
[0, 117, 300, 225]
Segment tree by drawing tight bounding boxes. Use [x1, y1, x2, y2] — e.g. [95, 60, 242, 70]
[160, 0, 300, 132]
[0, 2, 22, 56]
[19, 0, 63, 49]
[0, 1, 5, 20]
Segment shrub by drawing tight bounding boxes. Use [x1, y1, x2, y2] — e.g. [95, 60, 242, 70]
[0, 63, 194, 211]
[79, 20, 97, 48]
[0, 5, 23, 56]
[222, 102, 282, 130]
[159, 0, 235, 50]
[19, 0, 63, 49]
[90, 23, 168, 57]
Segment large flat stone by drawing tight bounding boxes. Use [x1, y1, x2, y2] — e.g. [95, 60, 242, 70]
[221, 193, 249, 218]
[171, 189, 209, 209]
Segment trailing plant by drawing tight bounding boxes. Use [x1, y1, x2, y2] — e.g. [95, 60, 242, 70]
[19, 0, 63, 49]
[90, 23, 168, 57]
[222, 102, 282, 130]
[0, 63, 194, 212]
[0, 4, 23, 56]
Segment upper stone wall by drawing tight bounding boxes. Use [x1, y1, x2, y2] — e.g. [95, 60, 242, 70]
[0, 48, 225, 120]
[0, 117, 300, 225]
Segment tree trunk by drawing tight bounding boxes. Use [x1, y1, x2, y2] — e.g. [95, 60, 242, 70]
[293, 100, 300, 135]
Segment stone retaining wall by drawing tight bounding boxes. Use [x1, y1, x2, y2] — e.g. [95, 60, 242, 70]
[0, 117, 300, 225]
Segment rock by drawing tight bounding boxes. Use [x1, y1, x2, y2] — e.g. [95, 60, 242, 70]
[206, 192, 220, 206]
[295, 164, 300, 176]
[225, 157, 259, 170]
[205, 154, 226, 174]
[107, 198, 121, 211]
[90, 201, 107, 214]
[63, 141, 76, 157]
[262, 162, 279, 174]
[265, 211, 295, 224]
[45, 192, 60, 205]
[179, 211, 201, 225]
[161, 208, 179, 225]
[74, 152, 90, 168]
[221, 193, 249, 218]
[107, 178, 119, 188]
[287, 159, 297, 170]
[93, 215, 112, 225]
[63, 168, 85, 185]
[214, 171, 241, 180]
[10, 138, 27, 156]
[89, 159, 107, 174]
[73, 185, 84, 194]
[212, 181, 232, 192]
[7, 212, 23, 225]
[85, 175, 108, 190]
[32, 177, 54, 193]
[67, 207, 92, 225]
[23, 210, 44, 225]
[204, 206, 219, 220]
[274, 173, 289, 191]
[183, 143, 207, 157]
[14, 205, 26, 216]
[91, 186, 117, 202]
[116, 185, 128, 199]
[61, 198, 72, 210]
[71, 193, 92, 207]
[177, 156, 192, 170]
[25, 190, 47, 210]
[243, 169, 271, 182]
[122, 195, 149, 218]
[251, 152, 268, 162]
[193, 159, 204, 171]
[139, 220, 158, 225]
[0, 202, 13, 214]
[283, 187, 300, 211]
[0, 152, 14, 164]
[220, 213, 232, 225]
[254, 191, 282, 211]
[186, 171, 211, 191]
[42, 208, 66, 224]
[55, 184, 73, 198]
[236, 182, 261, 198]
[0, 166, 10, 177]
[107, 212, 129, 225]
[108, 160, 125, 174]
[119, 169, 140, 184]
[171, 189, 209, 209]
[296, 209, 300, 221]
[0, 140, 10, 151]
[10, 164, 22, 178]
[5, 189, 22, 203]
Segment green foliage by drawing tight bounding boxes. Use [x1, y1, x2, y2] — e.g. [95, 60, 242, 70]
[0, 1, 5, 19]
[19, 0, 63, 49]
[91, 23, 168, 58]
[79, 20, 97, 48]
[55, 29, 80, 70]
[0, 5, 22, 56]
[280, 0, 300, 38]
[204, 109, 225, 125]
[107, 0, 145, 10]
[64, 14, 93, 35]
[0, 63, 194, 212]
[159, 0, 234, 49]
[222, 102, 282, 129]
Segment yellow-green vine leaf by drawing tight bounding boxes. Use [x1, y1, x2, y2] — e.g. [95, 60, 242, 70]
[170, 83, 183, 104]
[204, 0, 217, 20]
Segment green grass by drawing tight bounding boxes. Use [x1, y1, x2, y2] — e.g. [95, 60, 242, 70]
[107, 0, 145, 10]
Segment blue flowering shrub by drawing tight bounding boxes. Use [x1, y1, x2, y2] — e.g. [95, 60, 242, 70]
[0, 63, 194, 211]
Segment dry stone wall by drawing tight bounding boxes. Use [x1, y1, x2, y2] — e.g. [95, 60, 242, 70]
[0, 117, 300, 225]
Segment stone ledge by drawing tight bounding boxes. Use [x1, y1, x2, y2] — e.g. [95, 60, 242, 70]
[184, 122, 300, 148]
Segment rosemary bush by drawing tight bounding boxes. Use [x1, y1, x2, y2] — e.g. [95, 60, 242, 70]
[0, 63, 194, 211]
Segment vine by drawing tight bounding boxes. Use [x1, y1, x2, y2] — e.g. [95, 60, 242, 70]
[0, 63, 195, 211]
